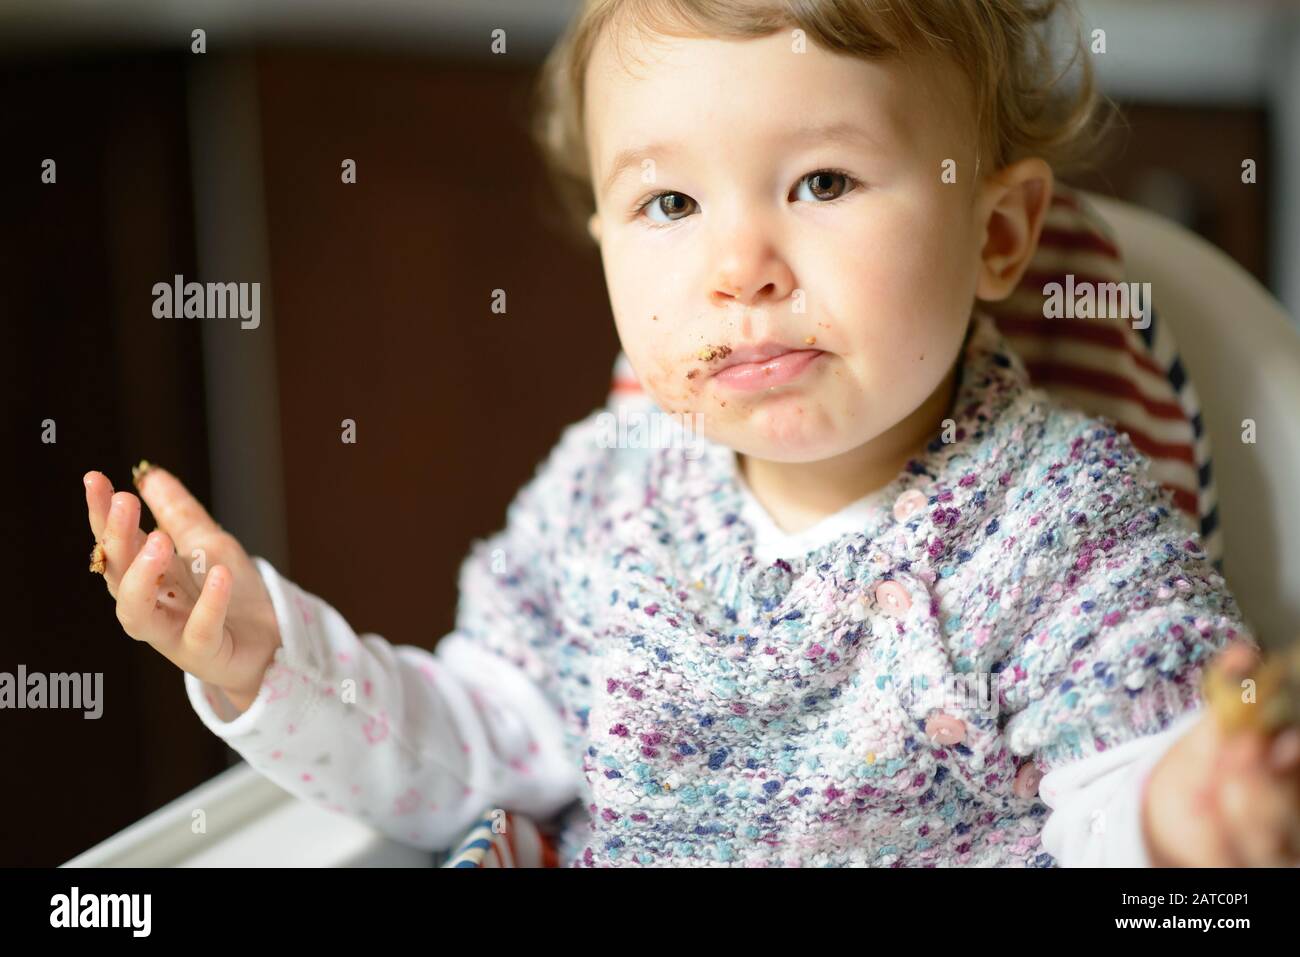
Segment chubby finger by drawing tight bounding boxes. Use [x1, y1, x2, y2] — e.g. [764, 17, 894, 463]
[1216, 733, 1294, 866]
[1269, 727, 1300, 772]
[84, 471, 114, 542]
[136, 465, 222, 549]
[102, 492, 149, 592]
[1216, 640, 1261, 678]
[114, 530, 177, 642]
[180, 565, 232, 662]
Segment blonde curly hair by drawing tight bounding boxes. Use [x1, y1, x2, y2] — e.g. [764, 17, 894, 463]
[530, 0, 1111, 243]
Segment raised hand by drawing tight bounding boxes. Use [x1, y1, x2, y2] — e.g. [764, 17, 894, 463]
[84, 462, 282, 713]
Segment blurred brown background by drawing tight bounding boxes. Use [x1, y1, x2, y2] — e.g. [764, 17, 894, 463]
[1, 0, 1296, 866]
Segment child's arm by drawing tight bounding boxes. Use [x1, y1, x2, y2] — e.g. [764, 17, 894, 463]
[992, 415, 1257, 865]
[181, 417, 603, 851]
[85, 419, 596, 853]
[185, 554, 581, 852]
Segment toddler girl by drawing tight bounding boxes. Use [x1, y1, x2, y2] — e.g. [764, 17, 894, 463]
[84, 0, 1300, 866]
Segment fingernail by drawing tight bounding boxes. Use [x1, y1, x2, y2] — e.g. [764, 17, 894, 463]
[144, 532, 166, 558]
[132, 459, 155, 490]
[83, 473, 93, 488]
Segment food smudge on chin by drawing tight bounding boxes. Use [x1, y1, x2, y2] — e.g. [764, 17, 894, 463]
[696, 344, 732, 362]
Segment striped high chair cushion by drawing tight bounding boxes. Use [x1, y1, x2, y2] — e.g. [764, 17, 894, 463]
[434, 809, 560, 868]
[608, 183, 1223, 568]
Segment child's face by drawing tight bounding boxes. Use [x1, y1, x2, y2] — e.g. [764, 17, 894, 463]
[583, 26, 1009, 464]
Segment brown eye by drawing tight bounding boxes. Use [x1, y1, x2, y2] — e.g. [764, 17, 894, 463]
[795, 170, 857, 203]
[642, 192, 695, 223]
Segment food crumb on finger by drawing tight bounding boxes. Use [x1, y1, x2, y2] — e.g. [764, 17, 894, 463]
[131, 459, 155, 490]
[89, 542, 107, 574]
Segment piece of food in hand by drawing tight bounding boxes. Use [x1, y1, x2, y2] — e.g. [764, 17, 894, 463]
[89, 541, 106, 575]
[131, 459, 155, 490]
[1203, 639, 1300, 734]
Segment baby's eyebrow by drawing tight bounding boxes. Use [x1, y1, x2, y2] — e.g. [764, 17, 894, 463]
[598, 119, 888, 199]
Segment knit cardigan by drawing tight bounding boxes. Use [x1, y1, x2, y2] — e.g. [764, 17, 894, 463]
[186, 309, 1253, 867]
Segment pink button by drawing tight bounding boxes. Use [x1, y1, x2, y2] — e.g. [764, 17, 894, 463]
[892, 488, 928, 522]
[1013, 761, 1043, 799]
[924, 712, 966, 746]
[874, 580, 911, 615]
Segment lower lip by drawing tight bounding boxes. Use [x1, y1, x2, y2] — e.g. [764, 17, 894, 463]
[712, 350, 825, 391]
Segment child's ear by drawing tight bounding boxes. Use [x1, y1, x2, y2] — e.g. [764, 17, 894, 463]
[588, 211, 602, 244]
[974, 157, 1054, 302]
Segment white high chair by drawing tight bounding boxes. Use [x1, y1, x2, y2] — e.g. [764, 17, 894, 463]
[1084, 192, 1300, 646]
[63, 194, 1300, 868]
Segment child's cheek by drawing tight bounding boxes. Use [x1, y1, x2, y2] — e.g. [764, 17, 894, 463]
[639, 360, 703, 416]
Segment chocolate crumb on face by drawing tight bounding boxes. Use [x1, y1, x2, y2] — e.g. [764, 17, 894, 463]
[685, 369, 699, 380]
[167, 591, 175, 598]
[89, 542, 107, 574]
[805, 336, 817, 345]
[651, 314, 658, 321]
[697, 344, 732, 362]
[155, 573, 165, 586]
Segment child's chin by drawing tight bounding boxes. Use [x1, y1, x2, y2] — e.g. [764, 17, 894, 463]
[726, 428, 847, 465]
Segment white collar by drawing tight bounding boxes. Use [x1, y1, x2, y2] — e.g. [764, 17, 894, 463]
[733, 461, 894, 564]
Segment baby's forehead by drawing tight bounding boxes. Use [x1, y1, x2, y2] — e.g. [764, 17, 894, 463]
[584, 29, 975, 176]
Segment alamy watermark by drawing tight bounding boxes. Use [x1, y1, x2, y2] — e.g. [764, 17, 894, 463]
[152, 274, 260, 329]
[596, 409, 706, 459]
[1, 665, 102, 719]
[50, 887, 150, 936]
[1043, 274, 1151, 330]
[886, 671, 1006, 719]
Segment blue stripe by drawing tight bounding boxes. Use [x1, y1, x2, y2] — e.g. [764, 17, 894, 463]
[1200, 504, 1220, 538]
[1167, 357, 1186, 392]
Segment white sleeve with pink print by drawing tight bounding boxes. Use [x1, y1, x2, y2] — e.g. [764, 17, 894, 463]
[1038, 708, 1201, 867]
[183, 556, 583, 853]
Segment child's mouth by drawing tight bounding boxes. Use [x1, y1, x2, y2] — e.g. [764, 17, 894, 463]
[710, 349, 825, 391]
